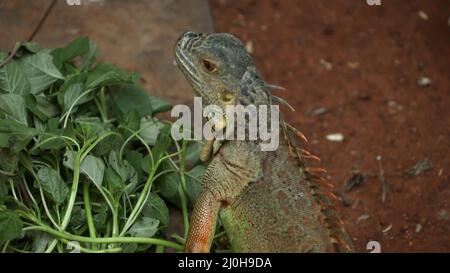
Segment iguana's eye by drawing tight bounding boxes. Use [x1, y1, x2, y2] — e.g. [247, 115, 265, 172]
[202, 59, 217, 73]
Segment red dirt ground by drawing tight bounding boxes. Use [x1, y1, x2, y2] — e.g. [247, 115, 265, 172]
[209, 0, 450, 252]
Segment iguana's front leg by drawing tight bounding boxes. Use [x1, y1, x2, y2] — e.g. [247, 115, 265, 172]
[184, 189, 222, 252]
[199, 113, 228, 162]
[200, 139, 224, 162]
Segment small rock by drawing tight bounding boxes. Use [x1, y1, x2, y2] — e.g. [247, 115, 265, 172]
[357, 214, 370, 222]
[245, 41, 253, 54]
[382, 224, 393, 233]
[347, 62, 359, 69]
[387, 100, 404, 114]
[418, 10, 429, 20]
[415, 223, 423, 233]
[319, 59, 332, 71]
[312, 107, 327, 116]
[417, 77, 431, 87]
[437, 209, 450, 221]
[326, 133, 345, 142]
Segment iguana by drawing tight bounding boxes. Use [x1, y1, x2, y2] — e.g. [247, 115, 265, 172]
[174, 31, 354, 253]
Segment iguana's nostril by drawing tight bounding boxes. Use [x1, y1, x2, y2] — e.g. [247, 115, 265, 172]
[182, 31, 198, 38]
[178, 31, 199, 49]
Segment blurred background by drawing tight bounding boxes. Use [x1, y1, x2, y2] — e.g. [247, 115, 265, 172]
[1, 0, 449, 252]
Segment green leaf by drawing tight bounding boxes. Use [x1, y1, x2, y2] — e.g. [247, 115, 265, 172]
[91, 133, 121, 157]
[81, 155, 105, 187]
[64, 151, 105, 187]
[142, 193, 169, 229]
[107, 151, 137, 193]
[34, 119, 76, 151]
[75, 116, 110, 136]
[139, 118, 166, 146]
[70, 206, 86, 228]
[151, 124, 172, 162]
[105, 166, 124, 192]
[18, 51, 64, 94]
[93, 203, 108, 231]
[0, 134, 8, 147]
[114, 84, 152, 116]
[0, 119, 38, 152]
[24, 94, 59, 122]
[121, 243, 138, 253]
[57, 73, 92, 112]
[31, 232, 53, 253]
[114, 84, 171, 116]
[155, 164, 204, 207]
[185, 141, 203, 168]
[0, 210, 23, 243]
[0, 149, 19, 173]
[119, 110, 140, 132]
[185, 165, 205, 203]
[86, 62, 134, 89]
[51, 37, 90, 68]
[0, 177, 9, 205]
[128, 217, 159, 238]
[0, 93, 28, 125]
[80, 39, 99, 70]
[0, 60, 30, 95]
[0, 52, 6, 62]
[125, 150, 144, 183]
[21, 42, 42, 54]
[154, 165, 179, 205]
[37, 166, 69, 205]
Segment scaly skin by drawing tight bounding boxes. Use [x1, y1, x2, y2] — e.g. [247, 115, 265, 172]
[174, 32, 354, 252]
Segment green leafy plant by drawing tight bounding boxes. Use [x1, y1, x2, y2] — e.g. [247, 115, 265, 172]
[0, 37, 208, 253]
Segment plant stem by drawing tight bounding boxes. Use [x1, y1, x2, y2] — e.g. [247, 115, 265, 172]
[178, 139, 189, 238]
[46, 150, 82, 252]
[119, 162, 159, 236]
[24, 225, 183, 251]
[83, 180, 97, 250]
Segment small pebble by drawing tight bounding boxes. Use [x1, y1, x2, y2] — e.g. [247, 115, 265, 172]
[357, 214, 370, 222]
[417, 77, 431, 87]
[437, 209, 450, 221]
[245, 41, 253, 54]
[387, 100, 404, 114]
[313, 107, 327, 116]
[415, 223, 423, 233]
[326, 133, 345, 142]
[418, 10, 429, 20]
[319, 59, 332, 71]
[382, 224, 392, 233]
[347, 62, 359, 69]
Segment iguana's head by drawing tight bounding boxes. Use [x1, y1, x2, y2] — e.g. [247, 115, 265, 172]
[174, 31, 268, 108]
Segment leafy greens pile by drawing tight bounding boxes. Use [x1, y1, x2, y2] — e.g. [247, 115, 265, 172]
[0, 37, 207, 253]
